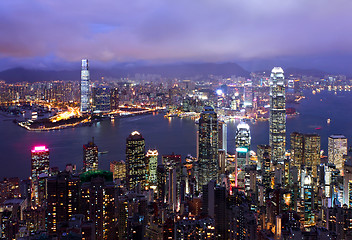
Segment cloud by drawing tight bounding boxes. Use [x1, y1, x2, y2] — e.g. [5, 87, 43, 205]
[0, 0, 352, 70]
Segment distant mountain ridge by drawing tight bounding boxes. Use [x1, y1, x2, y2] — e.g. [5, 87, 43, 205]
[0, 63, 250, 83]
[0, 63, 330, 83]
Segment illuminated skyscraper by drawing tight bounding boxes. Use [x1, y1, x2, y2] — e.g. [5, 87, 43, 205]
[235, 122, 251, 168]
[46, 171, 80, 235]
[110, 160, 126, 181]
[31, 146, 50, 206]
[303, 175, 314, 226]
[146, 149, 158, 187]
[126, 131, 147, 190]
[328, 135, 347, 175]
[198, 106, 218, 188]
[110, 87, 119, 110]
[269, 67, 286, 162]
[83, 139, 98, 172]
[92, 86, 111, 113]
[80, 171, 116, 239]
[257, 145, 271, 189]
[291, 132, 320, 177]
[243, 81, 253, 107]
[80, 59, 91, 113]
[218, 121, 227, 153]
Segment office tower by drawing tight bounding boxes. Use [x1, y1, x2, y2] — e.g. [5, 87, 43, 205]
[46, 171, 80, 235]
[235, 122, 251, 168]
[198, 106, 218, 188]
[269, 67, 286, 162]
[146, 149, 158, 187]
[157, 165, 166, 201]
[291, 132, 321, 177]
[243, 81, 253, 107]
[83, 139, 98, 172]
[80, 59, 91, 113]
[218, 121, 227, 153]
[328, 135, 348, 175]
[257, 145, 271, 170]
[92, 86, 111, 113]
[31, 146, 50, 206]
[110, 160, 126, 181]
[110, 87, 119, 110]
[257, 145, 272, 190]
[303, 175, 314, 226]
[343, 160, 352, 207]
[202, 180, 215, 218]
[126, 131, 147, 190]
[168, 167, 177, 211]
[218, 149, 226, 174]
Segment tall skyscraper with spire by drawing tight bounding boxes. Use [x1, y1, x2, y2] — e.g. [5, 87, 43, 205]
[269, 67, 286, 162]
[198, 106, 218, 188]
[80, 59, 91, 113]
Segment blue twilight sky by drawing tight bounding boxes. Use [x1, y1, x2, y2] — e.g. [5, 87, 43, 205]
[1, 0, 352, 73]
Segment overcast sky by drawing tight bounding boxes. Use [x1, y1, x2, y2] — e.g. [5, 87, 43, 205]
[1, 0, 352, 73]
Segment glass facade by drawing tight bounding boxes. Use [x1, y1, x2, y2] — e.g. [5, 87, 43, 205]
[198, 106, 218, 188]
[269, 67, 286, 162]
[80, 59, 91, 113]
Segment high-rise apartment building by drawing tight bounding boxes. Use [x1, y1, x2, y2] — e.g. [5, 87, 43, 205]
[198, 106, 218, 188]
[269, 67, 286, 162]
[80, 171, 116, 239]
[46, 171, 80, 234]
[31, 146, 50, 206]
[126, 131, 147, 190]
[328, 135, 348, 175]
[83, 140, 98, 172]
[80, 59, 91, 113]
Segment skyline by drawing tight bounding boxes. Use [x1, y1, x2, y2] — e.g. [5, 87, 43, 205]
[1, 1, 352, 73]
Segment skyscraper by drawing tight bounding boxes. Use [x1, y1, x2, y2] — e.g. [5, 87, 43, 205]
[80, 171, 116, 239]
[46, 171, 80, 234]
[218, 121, 227, 153]
[110, 87, 119, 111]
[290, 132, 320, 177]
[235, 122, 251, 168]
[83, 139, 98, 172]
[92, 86, 111, 113]
[269, 67, 286, 162]
[328, 135, 348, 175]
[146, 149, 158, 187]
[198, 106, 218, 188]
[31, 146, 50, 206]
[80, 59, 91, 113]
[110, 160, 126, 181]
[126, 131, 147, 190]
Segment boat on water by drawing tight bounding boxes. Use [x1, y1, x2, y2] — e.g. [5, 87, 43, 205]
[327, 118, 331, 124]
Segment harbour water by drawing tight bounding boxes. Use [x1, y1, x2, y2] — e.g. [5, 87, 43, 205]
[1, 90, 352, 179]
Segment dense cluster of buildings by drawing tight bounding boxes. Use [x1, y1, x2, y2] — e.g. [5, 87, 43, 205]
[2, 65, 352, 239]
